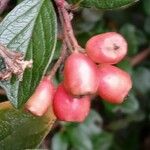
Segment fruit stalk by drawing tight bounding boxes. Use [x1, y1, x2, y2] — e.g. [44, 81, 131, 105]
[47, 42, 67, 79]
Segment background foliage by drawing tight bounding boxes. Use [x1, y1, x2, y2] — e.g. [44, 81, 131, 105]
[0, 0, 150, 149]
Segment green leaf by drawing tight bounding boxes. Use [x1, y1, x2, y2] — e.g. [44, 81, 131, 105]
[135, 29, 147, 46]
[68, 0, 139, 9]
[0, 0, 57, 108]
[103, 93, 139, 114]
[133, 67, 150, 95]
[79, 110, 103, 137]
[117, 60, 133, 74]
[143, 0, 150, 15]
[17, 0, 23, 4]
[115, 94, 139, 114]
[0, 101, 56, 149]
[69, 126, 93, 150]
[120, 24, 138, 56]
[57, 110, 103, 150]
[52, 132, 69, 150]
[144, 17, 150, 34]
[66, 122, 93, 150]
[92, 132, 113, 150]
[120, 24, 147, 55]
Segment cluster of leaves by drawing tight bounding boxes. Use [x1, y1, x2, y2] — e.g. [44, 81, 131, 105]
[0, 0, 150, 149]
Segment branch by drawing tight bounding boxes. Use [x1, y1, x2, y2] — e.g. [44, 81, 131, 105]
[131, 48, 150, 66]
[57, 8, 73, 52]
[54, 0, 85, 52]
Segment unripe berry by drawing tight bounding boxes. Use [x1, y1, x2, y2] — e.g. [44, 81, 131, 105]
[53, 84, 91, 122]
[97, 64, 132, 104]
[86, 32, 127, 64]
[25, 76, 55, 116]
[63, 51, 98, 96]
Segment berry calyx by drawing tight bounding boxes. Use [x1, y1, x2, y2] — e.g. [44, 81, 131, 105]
[97, 64, 132, 104]
[63, 51, 98, 96]
[25, 76, 55, 116]
[53, 84, 91, 122]
[86, 32, 127, 64]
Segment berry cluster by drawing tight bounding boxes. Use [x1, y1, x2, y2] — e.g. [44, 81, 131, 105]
[25, 32, 132, 123]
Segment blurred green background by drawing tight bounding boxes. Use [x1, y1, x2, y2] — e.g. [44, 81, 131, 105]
[1, 0, 150, 149]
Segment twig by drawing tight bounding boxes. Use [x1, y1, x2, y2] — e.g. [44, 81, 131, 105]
[0, 44, 32, 80]
[61, 5, 79, 49]
[58, 8, 73, 52]
[131, 48, 150, 66]
[54, 0, 85, 52]
[0, 0, 10, 14]
[47, 42, 67, 79]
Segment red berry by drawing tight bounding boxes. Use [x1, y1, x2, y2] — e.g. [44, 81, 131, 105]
[86, 32, 127, 64]
[53, 84, 91, 122]
[97, 64, 132, 104]
[25, 76, 55, 116]
[63, 51, 98, 96]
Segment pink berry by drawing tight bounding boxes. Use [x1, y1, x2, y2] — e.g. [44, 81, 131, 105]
[25, 76, 55, 116]
[86, 32, 127, 64]
[97, 64, 132, 104]
[57, 0, 65, 6]
[53, 84, 91, 122]
[63, 51, 98, 96]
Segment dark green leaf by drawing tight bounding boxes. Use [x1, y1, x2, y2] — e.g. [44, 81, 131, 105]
[116, 94, 139, 114]
[68, 125, 93, 150]
[79, 110, 103, 136]
[0, 0, 57, 108]
[92, 132, 113, 150]
[117, 60, 133, 74]
[120, 24, 138, 56]
[103, 93, 139, 114]
[143, 0, 150, 15]
[17, 0, 23, 4]
[133, 67, 150, 95]
[0, 101, 56, 149]
[107, 111, 145, 131]
[120, 25, 147, 55]
[144, 17, 150, 34]
[135, 29, 147, 45]
[52, 132, 69, 150]
[104, 93, 139, 114]
[68, 0, 139, 9]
